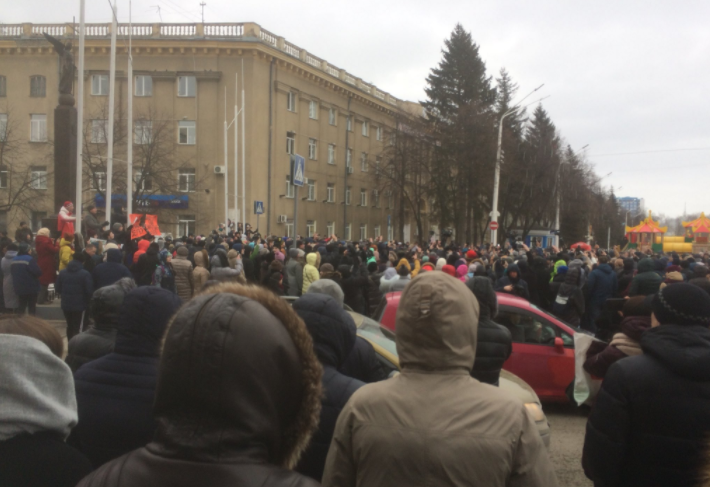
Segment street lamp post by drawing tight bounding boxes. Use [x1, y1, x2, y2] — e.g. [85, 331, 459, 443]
[490, 85, 547, 244]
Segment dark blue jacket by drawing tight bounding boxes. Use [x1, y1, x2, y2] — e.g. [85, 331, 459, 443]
[10, 254, 42, 296]
[56, 260, 94, 312]
[71, 287, 182, 468]
[586, 263, 618, 306]
[92, 249, 132, 290]
[292, 293, 364, 482]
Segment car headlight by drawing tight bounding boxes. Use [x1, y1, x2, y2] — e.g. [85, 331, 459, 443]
[524, 402, 546, 422]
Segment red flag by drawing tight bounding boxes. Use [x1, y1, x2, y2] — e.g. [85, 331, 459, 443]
[128, 214, 143, 227]
[131, 225, 147, 240]
[144, 214, 160, 236]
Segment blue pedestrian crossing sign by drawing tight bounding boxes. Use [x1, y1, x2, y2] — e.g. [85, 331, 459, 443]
[292, 154, 305, 187]
[254, 201, 265, 215]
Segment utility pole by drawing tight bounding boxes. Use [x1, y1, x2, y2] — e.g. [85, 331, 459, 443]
[75, 0, 85, 233]
[200, 2, 206, 23]
[106, 0, 118, 224]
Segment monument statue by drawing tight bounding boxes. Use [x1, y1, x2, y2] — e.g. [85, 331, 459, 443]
[43, 33, 75, 96]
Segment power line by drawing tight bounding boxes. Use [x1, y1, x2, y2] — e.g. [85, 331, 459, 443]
[589, 147, 710, 158]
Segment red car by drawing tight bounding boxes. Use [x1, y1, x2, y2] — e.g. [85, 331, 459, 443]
[375, 291, 576, 402]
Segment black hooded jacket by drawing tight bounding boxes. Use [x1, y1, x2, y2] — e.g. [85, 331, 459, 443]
[93, 248, 132, 290]
[292, 293, 364, 482]
[583, 324, 710, 487]
[552, 268, 585, 326]
[495, 264, 530, 300]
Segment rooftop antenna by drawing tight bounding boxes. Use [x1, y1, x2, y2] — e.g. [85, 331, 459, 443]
[151, 5, 162, 21]
[200, 1, 206, 22]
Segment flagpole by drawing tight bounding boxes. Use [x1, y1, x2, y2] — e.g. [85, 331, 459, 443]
[234, 72, 238, 230]
[126, 0, 133, 216]
[105, 1, 117, 225]
[223, 86, 228, 228]
[240, 58, 246, 228]
[75, 0, 85, 233]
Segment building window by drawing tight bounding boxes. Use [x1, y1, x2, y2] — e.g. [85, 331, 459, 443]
[30, 114, 47, 142]
[360, 224, 367, 240]
[306, 220, 316, 238]
[178, 214, 195, 237]
[307, 178, 316, 201]
[362, 121, 369, 137]
[309, 100, 318, 119]
[373, 189, 380, 208]
[328, 144, 336, 164]
[327, 183, 335, 203]
[0, 76, 6, 97]
[179, 168, 196, 192]
[376, 126, 382, 141]
[329, 108, 337, 126]
[285, 222, 294, 238]
[286, 131, 295, 155]
[327, 221, 335, 237]
[346, 148, 352, 168]
[134, 169, 153, 191]
[135, 75, 152, 97]
[91, 171, 106, 191]
[345, 186, 351, 205]
[308, 138, 317, 160]
[30, 166, 47, 189]
[91, 74, 109, 96]
[287, 91, 296, 112]
[285, 175, 294, 198]
[91, 119, 107, 144]
[31, 211, 47, 232]
[374, 225, 380, 238]
[387, 190, 394, 209]
[178, 76, 196, 97]
[361, 152, 368, 172]
[30, 76, 46, 97]
[347, 116, 352, 132]
[0, 166, 7, 188]
[178, 121, 196, 145]
[134, 120, 153, 145]
[360, 189, 367, 207]
[344, 223, 351, 241]
[0, 113, 7, 142]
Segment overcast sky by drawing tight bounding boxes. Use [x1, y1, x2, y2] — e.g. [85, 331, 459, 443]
[4, 0, 710, 220]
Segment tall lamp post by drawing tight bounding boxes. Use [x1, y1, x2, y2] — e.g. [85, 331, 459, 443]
[490, 85, 547, 245]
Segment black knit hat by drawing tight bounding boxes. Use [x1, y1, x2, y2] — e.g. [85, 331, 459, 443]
[651, 283, 710, 326]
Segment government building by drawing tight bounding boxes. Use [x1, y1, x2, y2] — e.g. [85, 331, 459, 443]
[0, 22, 426, 240]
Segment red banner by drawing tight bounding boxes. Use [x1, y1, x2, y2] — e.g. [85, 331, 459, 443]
[128, 214, 143, 227]
[131, 225, 147, 240]
[144, 214, 160, 236]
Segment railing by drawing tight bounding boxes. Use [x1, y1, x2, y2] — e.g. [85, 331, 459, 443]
[1, 22, 405, 109]
[204, 23, 243, 37]
[32, 24, 65, 36]
[160, 24, 196, 36]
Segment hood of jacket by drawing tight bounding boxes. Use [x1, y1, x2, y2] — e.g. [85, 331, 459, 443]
[90, 278, 136, 330]
[638, 258, 655, 274]
[396, 272, 478, 372]
[3, 250, 17, 262]
[641, 324, 710, 381]
[136, 239, 151, 253]
[0, 335, 77, 441]
[105, 248, 122, 263]
[623, 258, 635, 272]
[435, 258, 446, 271]
[150, 284, 322, 469]
[564, 267, 581, 286]
[619, 315, 652, 342]
[114, 287, 182, 356]
[595, 263, 613, 275]
[292, 293, 356, 368]
[306, 253, 318, 266]
[194, 250, 206, 268]
[466, 276, 496, 320]
[456, 264, 468, 278]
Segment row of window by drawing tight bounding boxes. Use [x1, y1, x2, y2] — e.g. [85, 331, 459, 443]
[287, 92, 383, 140]
[90, 119, 195, 145]
[283, 175, 392, 208]
[0, 74, 197, 98]
[287, 131, 382, 170]
[0, 166, 49, 190]
[88, 168, 196, 193]
[281, 220, 381, 241]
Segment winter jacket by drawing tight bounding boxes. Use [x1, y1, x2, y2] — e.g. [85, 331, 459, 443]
[132, 239, 150, 264]
[322, 272, 558, 487]
[531, 257, 551, 309]
[285, 249, 304, 297]
[552, 268, 585, 327]
[65, 280, 133, 373]
[83, 212, 102, 237]
[58, 237, 74, 271]
[616, 259, 636, 297]
[583, 324, 710, 487]
[0, 335, 92, 487]
[171, 254, 194, 301]
[293, 294, 365, 482]
[93, 249, 132, 289]
[192, 251, 210, 291]
[302, 253, 319, 293]
[586, 263, 618, 306]
[1, 250, 18, 309]
[209, 248, 243, 282]
[583, 315, 651, 379]
[77, 287, 322, 487]
[56, 260, 93, 312]
[11, 254, 42, 296]
[628, 258, 662, 297]
[132, 244, 159, 287]
[72, 287, 182, 468]
[340, 336, 390, 383]
[466, 276, 513, 385]
[379, 272, 411, 292]
[35, 235, 59, 285]
[339, 266, 371, 315]
[495, 264, 530, 300]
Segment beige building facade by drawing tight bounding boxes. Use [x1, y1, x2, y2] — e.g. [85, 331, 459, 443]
[0, 22, 423, 239]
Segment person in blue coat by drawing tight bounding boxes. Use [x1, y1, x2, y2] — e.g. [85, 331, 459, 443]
[92, 248, 132, 290]
[70, 286, 181, 468]
[584, 255, 618, 333]
[56, 253, 94, 340]
[10, 243, 42, 315]
[292, 293, 365, 482]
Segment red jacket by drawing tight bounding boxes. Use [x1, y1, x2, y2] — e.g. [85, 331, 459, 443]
[133, 240, 150, 264]
[35, 235, 59, 285]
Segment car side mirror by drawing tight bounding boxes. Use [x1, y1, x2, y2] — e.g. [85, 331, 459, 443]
[554, 336, 564, 352]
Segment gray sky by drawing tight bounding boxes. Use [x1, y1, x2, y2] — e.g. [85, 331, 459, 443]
[4, 0, 710, 219]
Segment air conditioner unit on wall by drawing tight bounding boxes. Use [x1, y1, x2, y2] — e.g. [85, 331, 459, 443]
[214, 165, 226, 174]
[347, 166, 354, 174]
[278, 215, 288, 223]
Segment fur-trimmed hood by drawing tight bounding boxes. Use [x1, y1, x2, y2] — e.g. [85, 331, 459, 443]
[150, 283, 322, 469]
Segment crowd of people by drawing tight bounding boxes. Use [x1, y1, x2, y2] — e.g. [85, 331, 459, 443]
[2, 211, 710, 486]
